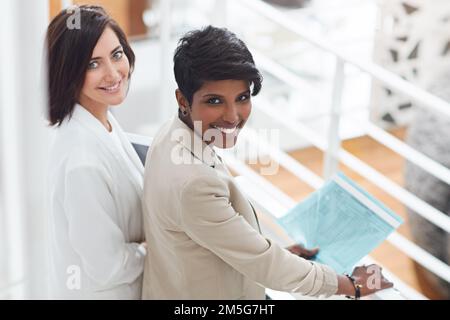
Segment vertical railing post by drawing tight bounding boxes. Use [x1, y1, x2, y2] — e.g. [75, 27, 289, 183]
[323, 58, 345, 180]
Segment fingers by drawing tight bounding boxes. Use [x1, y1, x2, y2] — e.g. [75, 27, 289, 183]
[353, 264, 394, 294]
[286, 244, 319, 259]
[381, 278, 394, 289]
[302, 247, 319, 258]
[286, 245, 301, 256]
[353, 264, 381, 274]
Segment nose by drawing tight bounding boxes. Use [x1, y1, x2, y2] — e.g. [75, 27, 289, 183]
[223, 103, 239, 124]
[103, 60, 121, 83]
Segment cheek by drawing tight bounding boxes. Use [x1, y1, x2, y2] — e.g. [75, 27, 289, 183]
[120, 57, 131, 78]
[241, 103, 252, 120]
[197, 107, 221, 127]
[81, 72, 100, 94]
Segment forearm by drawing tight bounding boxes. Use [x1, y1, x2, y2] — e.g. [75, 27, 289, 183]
[336, 274, 355, 296]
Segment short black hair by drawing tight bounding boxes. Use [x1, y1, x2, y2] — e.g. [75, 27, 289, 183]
[173, 26, 263, 105]
[46, 5, 135, 126]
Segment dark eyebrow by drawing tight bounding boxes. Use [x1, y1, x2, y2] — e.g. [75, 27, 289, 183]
[238, 90, 251, 96]
[90, 46, 123, 61]
[202, 90, 251, 99]
[203, 94, 224, 98]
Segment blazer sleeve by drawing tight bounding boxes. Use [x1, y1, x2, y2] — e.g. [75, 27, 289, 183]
[179, 174, 338, 297]
[63, 165, 145, 288]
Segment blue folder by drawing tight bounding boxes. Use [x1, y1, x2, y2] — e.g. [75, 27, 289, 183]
[277, 172, 403, 274]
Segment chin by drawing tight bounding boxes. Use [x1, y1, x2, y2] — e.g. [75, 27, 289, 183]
[217, 144, 236, 150]
[214, 137, 238, 149]
[106, 95, 126, 106]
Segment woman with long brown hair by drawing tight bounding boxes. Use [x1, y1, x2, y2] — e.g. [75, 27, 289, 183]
[46, 5, 146, 299]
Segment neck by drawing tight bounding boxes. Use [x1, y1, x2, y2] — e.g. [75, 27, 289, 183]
[79, 100, 111, 131]
[179, 114, 194, 132]
[179, 115, 214, 146]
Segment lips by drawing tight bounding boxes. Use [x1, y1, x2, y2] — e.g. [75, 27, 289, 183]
[211, 123, 241, 135]
[99, 80, 122, 93]
[214, 126, 237, 134]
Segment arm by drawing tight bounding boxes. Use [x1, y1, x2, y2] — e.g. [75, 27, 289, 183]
[64, 165, 145, 288]
[337, 275, 356, 296]
[286, 248, 394, 297]
[179, 174, 338, 297]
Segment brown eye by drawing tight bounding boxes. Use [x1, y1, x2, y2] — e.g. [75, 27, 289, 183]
[207, 97, 221, 105]
[238, 94, 250, 102]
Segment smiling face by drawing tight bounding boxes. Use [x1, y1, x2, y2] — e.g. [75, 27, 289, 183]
[177, 79, 252, 149]
[78, 27, 130, 110]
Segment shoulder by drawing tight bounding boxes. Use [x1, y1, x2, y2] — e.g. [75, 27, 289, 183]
[52, 118, 98, 146]
[145, 140, 226, 202]
[50, 121, 107, 172]
[151, 136, 220, 181]
[145, 116, 227, 189]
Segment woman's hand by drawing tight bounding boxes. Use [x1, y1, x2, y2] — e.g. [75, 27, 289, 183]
[137, 242, 148, 257]
[286, 244, 319, 260]
[352, 264, 393, 296]
[337, 264, 394, 298]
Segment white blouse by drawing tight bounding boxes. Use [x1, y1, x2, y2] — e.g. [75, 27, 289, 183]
[108, 124, 142, 188]
[48, 104, 146, 300]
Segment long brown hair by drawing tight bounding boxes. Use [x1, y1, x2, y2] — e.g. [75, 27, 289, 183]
[46, 5, 135, 126]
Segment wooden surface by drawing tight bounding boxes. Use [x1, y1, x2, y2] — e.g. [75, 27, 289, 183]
[247, 127, 439, 298]
[49, 0, 62, 19]
[48, 0, 149, 37]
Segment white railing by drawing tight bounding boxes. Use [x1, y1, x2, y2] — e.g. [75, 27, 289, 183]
[250, 78, 450, 283]
[365, 124, 450, 186]
[225, 0, 450, 288]
[249, 58, 450, 233]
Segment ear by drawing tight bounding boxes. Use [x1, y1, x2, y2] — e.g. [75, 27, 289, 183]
[175, 89, 189, 110]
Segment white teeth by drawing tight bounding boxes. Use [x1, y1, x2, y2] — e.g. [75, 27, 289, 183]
[102, 82, 120, 92]
[214, 126, 238, 134]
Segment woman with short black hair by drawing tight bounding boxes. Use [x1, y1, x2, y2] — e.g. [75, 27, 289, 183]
[46, 5, 146, 299]
[142, 26, 393, 299]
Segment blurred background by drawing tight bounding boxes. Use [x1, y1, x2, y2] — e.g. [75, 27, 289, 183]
[1, 0, 450, 299]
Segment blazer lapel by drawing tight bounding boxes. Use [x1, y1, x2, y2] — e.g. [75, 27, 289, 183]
[170, 116, 218, 168]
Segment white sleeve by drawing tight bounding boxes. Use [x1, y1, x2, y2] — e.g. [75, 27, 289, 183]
[64, 165, 145, 288]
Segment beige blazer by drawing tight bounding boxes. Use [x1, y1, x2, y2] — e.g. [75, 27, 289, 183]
[142, 116, 338, 300]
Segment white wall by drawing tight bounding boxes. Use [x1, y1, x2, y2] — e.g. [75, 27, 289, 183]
[0, 0, 51, 299]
